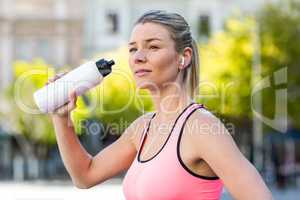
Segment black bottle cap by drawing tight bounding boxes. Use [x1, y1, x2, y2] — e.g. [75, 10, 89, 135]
[95, 59, 115, 77]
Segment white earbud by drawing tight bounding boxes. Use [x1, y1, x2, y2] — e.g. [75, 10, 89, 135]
[181, 57, 185, 66]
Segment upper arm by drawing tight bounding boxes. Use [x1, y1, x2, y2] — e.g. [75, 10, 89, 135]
[83, 113, 151, 187]
[189, 109, 273, 200]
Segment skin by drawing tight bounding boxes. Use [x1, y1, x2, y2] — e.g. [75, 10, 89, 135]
[49, 22, 273, 200]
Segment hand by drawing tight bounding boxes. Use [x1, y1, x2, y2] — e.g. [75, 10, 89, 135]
[46, 72, 78, 118]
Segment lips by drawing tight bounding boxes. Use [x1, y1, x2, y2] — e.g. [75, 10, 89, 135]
[134, 69, 152, 74]
[134, 69, 152, 77]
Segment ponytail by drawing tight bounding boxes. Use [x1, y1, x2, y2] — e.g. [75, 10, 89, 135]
[184, 38, 199, 99]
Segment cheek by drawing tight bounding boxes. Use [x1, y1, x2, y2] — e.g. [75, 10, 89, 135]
[128, 48, 179, 90]
[150, 50, 178, 77]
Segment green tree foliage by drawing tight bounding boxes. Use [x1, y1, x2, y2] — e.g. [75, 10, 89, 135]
[2, 59, 58, 145]
[259, 0, 300, 128]
[199, 0, 300, 129]
[199, 17, 255, 118]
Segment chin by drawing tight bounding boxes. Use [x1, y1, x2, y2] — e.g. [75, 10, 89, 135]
[136, 79, 158, 91]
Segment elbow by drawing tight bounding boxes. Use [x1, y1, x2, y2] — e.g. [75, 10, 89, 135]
[72, 177, 94, 189]
[73, 180, 93, 189]
[74, 184, 91, 189]
[69, 161, 104, 189]
[71, 175, 105, 189]
[70, 163, 94, 189]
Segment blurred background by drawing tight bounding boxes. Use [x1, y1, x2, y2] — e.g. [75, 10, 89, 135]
[0, 0, 299, 199]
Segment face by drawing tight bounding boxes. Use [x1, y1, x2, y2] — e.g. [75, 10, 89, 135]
[128, 22, 181, 91]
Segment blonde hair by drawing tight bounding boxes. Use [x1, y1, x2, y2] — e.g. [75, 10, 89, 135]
[135, 10, 199, 99]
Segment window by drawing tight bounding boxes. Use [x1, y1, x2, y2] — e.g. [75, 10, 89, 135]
[15, 38, 53, 63]
[198, 15, 211, 39]
[106, 12, 119, 34]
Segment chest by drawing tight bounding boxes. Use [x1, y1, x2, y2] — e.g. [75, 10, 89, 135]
[139, 120, 199, 166]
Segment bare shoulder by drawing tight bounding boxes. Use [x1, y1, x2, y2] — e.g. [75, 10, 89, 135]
[185, 107, 273, 200]
[184, 107, 235, 157]
[122, 111, 155, 151]
[185, 107, 229, 135]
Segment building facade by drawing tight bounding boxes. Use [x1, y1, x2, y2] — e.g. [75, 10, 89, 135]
[0, 0, 84, 89]
[0, 0, 274, 89]
[84, 0, 273, 56]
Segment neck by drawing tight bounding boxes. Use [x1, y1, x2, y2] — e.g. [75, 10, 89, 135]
[149, 83, 193, 121]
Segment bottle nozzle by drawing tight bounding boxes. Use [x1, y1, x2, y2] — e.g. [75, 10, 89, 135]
[108, 60, 115, 66]
[96, 59, 115, 77]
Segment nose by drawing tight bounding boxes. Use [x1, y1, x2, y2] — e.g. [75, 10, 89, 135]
[134, 49, 147, 64]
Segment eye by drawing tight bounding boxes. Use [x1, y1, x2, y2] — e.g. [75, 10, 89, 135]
[149, 45, 159, 50]
[129, 47, 137, 53]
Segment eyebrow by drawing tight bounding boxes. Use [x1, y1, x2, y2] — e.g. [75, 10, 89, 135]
[128, 38, 162, 46]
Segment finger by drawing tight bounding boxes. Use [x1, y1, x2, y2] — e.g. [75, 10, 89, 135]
[53, 74, 61, 81]
[69, 93, 77, 111]
[61, 98, 76, 114]
[68, 101, 76, 113]
[56, 73, 64, 78]
[69, 90, 77, 102]
[49, 77, 56, 82]
[57, 71, 68, 79]
[52, 72, 66, 81]
[57, 103, 70, 116]
[52, 101, 68, 116]
[57, 107, 67, 116]
[58, 97, 76, 116]
[46, 76, 57, 85]
[45, 78, 54, 85]
[46, 71, 68, 86]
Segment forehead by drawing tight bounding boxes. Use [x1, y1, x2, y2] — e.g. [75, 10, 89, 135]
[129, 22, 173, 43]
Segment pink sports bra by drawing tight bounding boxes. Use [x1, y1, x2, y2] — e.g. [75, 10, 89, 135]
[123, 102, 224, 200]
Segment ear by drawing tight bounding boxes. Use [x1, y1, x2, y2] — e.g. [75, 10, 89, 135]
[179, 47, 193, 70]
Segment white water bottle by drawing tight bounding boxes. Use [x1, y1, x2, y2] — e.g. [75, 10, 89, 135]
[33, 59, 115, 113]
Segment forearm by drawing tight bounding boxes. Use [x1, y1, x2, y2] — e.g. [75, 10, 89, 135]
[52, 116, 92, 187]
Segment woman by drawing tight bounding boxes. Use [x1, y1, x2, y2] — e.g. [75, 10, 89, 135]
[48, 10, 273, 200]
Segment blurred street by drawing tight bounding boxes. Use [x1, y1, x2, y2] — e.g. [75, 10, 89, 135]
[0, 179, 299, 200]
